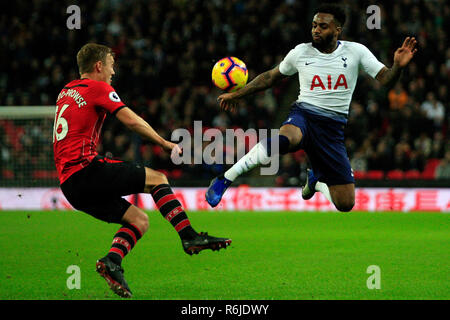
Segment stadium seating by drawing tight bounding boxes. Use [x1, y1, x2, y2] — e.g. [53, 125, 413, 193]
[32, 170, 58, 179]
[404, 170, 421, 179]
[386, 170, 405, 180]
[353, 170, 366, 179]
[2, 169, 14, 179]
[421, 159, 441, 179]
[365, 170, 384, 180]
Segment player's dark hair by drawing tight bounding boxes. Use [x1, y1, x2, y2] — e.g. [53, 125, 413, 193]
[314, 3, 346, 27]
[76, 43, 113, 75]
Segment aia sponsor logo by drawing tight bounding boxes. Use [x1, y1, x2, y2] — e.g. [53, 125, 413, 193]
[310, 74, 348, 90]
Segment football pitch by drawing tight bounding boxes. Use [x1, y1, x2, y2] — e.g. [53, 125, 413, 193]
[0, 210, 448, 300]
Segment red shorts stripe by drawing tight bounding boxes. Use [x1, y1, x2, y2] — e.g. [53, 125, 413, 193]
[109, 247, 125, 259]
[165, 206, 183, 222]
[118, 228, 137, 244]
[104, 158, 124, 164]
[155, 194, 178, 209]
[174, 219, 191, 232]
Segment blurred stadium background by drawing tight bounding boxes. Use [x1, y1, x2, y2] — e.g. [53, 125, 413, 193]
[0, 0, 448, 193]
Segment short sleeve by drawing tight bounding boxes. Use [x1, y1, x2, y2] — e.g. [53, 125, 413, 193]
[95, 82, 126, 115]
[279, 47, 299, 76]
[357, 43, 385, 79]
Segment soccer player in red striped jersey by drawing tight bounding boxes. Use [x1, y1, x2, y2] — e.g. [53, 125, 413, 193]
[54, 43, 231, 298]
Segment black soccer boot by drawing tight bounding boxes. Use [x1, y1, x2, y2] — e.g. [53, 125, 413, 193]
[182, 232, 232, 255]
[96, 256, 132, 298]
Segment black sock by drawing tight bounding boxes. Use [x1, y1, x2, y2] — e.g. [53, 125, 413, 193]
[106, 223, 142, 266]
[263, 135, 290, 156]
[150, 184, 197, 240]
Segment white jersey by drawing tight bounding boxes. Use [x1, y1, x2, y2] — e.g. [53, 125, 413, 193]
[279, 40, 385, 116]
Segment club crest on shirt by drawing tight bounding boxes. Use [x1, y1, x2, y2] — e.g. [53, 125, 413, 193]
[342, 57, 348, 67]
[109, 91, 121, 102]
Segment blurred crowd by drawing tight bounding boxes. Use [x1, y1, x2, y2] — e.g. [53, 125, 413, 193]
[0, 0, 449, 185]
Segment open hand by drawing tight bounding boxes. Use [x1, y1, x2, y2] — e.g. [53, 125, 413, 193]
[394, 37, 418, 68]
[217, 92, 239, 114]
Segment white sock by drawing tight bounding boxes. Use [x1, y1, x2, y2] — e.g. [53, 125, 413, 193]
[224, 141, 270, 181]
[315, 181, 334, 205]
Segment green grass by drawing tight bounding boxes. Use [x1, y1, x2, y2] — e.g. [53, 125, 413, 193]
[0, 210, 449, 300]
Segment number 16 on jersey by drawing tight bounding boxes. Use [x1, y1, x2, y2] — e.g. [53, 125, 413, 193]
[53, 104, 70, 142]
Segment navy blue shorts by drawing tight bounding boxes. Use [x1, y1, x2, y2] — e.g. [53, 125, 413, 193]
[281, 103, 354, 186]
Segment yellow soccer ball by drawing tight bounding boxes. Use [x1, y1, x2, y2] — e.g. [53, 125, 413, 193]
[211, 57, 248, 92]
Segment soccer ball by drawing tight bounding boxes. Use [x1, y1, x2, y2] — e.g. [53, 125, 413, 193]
[211, 57, 248, 92]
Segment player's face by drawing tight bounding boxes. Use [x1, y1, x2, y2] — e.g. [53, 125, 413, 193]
[101, 54, 115, 85]
[311, 13, 340, 47]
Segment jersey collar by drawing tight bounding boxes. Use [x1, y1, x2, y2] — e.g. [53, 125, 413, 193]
[312, 40, 343, 55]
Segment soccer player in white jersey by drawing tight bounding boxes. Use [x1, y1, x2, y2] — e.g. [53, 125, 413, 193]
[205, 4, 417, 212]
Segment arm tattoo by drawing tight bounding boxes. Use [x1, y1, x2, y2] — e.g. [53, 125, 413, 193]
[234, 68, 282, 98]
[378, 64, 403, 89]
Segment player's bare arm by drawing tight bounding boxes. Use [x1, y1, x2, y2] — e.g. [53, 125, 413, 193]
[376, 37, 418, 88]
[218, 66, 288, 113]
[116, 106, 181, 155]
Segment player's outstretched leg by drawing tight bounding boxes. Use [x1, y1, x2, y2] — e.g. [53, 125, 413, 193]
[302, 169, 318, 200]
[206, 135, 290, 207]
[96, 256, 132, 298]
[206, 139, 271, 207]
[150, 183, 232, 254]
